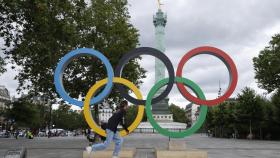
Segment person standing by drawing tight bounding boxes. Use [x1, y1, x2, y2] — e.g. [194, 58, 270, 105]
[15, 129, 19, 139]
[86, 100, 129, 158]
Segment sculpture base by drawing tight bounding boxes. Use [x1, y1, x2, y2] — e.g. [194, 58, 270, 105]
[83, 149, 135, 158]
[135, 121, 187, 132]
[152, 98, 173, 121]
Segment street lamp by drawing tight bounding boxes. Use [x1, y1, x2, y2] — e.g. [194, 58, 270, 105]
[43, 95, 52, 131]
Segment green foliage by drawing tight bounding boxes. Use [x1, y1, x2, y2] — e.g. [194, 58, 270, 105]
[7, 99, 47, 130]
[7, 100, 88, 130]
[0, 0, 145, 103]
[253, 34, 280, 93]
[125, 105, 137, 126]
[125, 105, 147, 126]
[259, 97, 276, 139]
[235, 88, 264, 138]
[0, 57, 6, 75]
[52, 104, 87, 130]
[169, 104, 188, 123]
[271, 91, 280, 125]
[206, 102, 236, 138]
[206, 87, 280, 140]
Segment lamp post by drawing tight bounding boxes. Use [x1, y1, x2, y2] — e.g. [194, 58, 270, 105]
[46, 98, 52, 133]
[43, 95, 52, 132]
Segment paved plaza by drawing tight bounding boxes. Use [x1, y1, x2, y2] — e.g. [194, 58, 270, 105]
[1, 134, 280, 158]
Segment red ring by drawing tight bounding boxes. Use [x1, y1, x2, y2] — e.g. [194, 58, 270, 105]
[176, 46, 238, 106]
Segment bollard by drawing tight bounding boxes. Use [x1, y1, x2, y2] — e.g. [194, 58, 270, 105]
[4, 148, 27, 158]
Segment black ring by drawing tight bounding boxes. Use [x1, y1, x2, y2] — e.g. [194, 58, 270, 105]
[115, 47, 175, 105]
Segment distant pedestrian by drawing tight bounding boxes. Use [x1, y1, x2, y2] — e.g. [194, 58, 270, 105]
[86, 100, 129, 158]
[27, 130, 33, 139]
[207, 130, 211, 137]
[86, 129, 95, 144]
[48, 131, 51, 138]
[15, 130, 19, 139]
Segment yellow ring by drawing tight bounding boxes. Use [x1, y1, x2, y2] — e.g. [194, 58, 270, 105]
[83, 77, 144, 137]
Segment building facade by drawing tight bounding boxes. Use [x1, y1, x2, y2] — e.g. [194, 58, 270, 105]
[185, 103, 200, 125]
[0, 85, 10, 109]
[185, 103, 192, 123]
[0, 85, 11, 130]
[98, 102, 113, 123]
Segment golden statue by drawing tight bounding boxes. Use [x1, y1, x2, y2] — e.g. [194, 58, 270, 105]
[157, 0, 163, 9]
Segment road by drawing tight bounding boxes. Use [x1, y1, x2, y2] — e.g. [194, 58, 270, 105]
[1, 134, 280, 158]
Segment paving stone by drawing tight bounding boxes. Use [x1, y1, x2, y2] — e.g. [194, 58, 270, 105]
[156, 150, 208, 158]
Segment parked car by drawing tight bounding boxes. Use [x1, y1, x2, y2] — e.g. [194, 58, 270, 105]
[66, 131, 74, 137]
[18, 131, 26, 137]
[38, 131, 47, 137]
[0, 131, 10, 138]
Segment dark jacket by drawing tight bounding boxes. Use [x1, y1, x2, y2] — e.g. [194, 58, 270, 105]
[106, 109, 128, 133]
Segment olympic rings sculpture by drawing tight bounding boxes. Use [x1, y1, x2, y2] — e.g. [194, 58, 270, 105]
[54, 46, 238, 138]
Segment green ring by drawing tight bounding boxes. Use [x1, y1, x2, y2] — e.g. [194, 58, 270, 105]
[146, 77, 208, 138]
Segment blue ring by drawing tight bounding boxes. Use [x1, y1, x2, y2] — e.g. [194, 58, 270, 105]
[54, 48, 114, 107]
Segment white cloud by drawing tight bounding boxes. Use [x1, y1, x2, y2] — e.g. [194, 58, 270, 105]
[127, 0, 280, 108]
[0, 0, 279, 109]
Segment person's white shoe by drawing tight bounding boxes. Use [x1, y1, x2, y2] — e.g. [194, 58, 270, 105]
[112, 156, 118, 158]
[85, 146, 92, 154]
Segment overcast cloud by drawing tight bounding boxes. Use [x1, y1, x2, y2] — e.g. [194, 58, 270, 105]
[0, 0, 280, 108]
[127, 0, 280, 107]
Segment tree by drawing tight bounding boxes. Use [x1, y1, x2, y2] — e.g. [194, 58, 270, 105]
[169, 104, 188, 123]
[235, 87, 264, 139]
[52, 104, 87, 130]
[7, 98, 46, 130]
[224, 101, 239, 137]
[206, 102, 232, 137]
[0, 0, 145, 104]
[271, 91, 280, 126]
[209, 103, 231, 138]
[205, 87, 280, 140]
[259, 97, 275, 139]
[124, 105, 147, 127]
[125, 105, 137, 126]
[0, 57, 6, 75]
[253, 34, 280, 93]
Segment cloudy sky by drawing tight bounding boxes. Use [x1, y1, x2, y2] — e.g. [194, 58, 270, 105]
[0, 0, 280, 108]
[126, 0, 280, 107]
